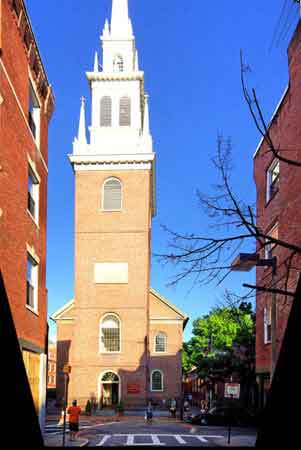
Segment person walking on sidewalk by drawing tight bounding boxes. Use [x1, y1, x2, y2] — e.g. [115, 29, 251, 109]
[67, 400, 81, 441]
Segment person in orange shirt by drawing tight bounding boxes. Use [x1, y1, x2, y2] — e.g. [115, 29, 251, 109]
[67, 400, 82, 441]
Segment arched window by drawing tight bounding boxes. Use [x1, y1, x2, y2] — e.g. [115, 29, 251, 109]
[113, 55, 124, 72]
[100, 96, 112, 127]
[151, 370, 164, 392]
[155, 332, 167, 353]
[119, 97, 131, 126]
[100, 314, 121, 352]
[103, 178, 122, 211]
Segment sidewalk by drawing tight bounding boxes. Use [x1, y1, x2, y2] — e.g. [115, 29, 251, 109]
[44, 435, 89, 447]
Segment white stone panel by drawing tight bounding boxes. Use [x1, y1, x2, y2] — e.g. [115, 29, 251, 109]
[94, 263, 128, 284]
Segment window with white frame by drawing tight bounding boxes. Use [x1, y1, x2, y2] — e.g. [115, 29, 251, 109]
[155, 332, 167, 352]
[29, 82, 40, 143]
[119, 97, 131, 126]
[264, 306, 272, 344]
[26, 254, 38, 311]
[151, 370, 163, 392]
[100, 314, 121, 352]
[100, 96, 112, 127]
[264, 222, 278, 259]
[103, 178, 122, 211]
[28, 166, 39, 222]
[266, 159, 279, 202]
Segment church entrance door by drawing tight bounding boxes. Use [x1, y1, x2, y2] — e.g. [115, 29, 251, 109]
[100, 371, 120, 407]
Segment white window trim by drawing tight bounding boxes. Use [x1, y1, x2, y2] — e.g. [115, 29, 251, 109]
[264, 306, 272, 344]
[28, 74, 41, 149]
[154, 332, 167, 354]
[99, 313, 122, 354]
[26, 251, 39, 315]
[264, 222, 278, 260]
[102, 177, 123, 212]
[150, 369, 164, 392]
[27, 157, 40, 226]
[266, 159, 279, 202]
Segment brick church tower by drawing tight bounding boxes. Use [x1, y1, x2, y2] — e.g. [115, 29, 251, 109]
[52, 0, 188, 410]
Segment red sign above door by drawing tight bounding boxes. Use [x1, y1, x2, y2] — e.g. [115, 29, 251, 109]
[127, 383, 140, 394]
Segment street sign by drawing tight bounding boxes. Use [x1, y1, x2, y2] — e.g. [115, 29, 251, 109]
[63, 364, 71, 374]
[224, 383, 240, 399]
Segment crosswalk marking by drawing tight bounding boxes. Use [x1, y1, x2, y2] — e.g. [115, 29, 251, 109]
[96, 434, 223, 446]
[97, 435, 111, 446]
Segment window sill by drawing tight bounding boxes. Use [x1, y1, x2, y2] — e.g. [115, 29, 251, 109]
[101, 209, 122, 213]
[150, 389, 164, 393]
[27, 209, 39, 228]
[26, 304, 39, 316]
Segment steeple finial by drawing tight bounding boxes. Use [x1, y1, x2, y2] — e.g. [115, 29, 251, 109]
[94, 51, 99, 73]
[111, 0, 132, 37]
[143, 94, 150, 136]
[78, 97, 87, 144]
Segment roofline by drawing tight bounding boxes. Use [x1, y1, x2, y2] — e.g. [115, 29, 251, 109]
[253, 85, 289, 159]
[150, 287, 189, 328]
[50, 299, 74, 321]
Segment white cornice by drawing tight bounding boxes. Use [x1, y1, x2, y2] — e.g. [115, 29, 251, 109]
[86, 71, 144, 83]
[69, 152, 155, 165]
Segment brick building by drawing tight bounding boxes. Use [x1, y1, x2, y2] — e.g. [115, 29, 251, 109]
[47, 341, 56, 389]
[254, 21, 301, 408]
[0, 0, 54, 427]
[51, 0, 188, 410]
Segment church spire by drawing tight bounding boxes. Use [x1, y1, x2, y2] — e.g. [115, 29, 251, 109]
[77, 97, 87, 144]
[111, 0, 132, 37]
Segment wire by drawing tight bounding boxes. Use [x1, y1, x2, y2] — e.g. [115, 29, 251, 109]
[268, 0, 290, 53]
[275, 2, 299, 47]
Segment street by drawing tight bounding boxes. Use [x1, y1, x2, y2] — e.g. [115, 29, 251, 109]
[74, 420, 257, 447]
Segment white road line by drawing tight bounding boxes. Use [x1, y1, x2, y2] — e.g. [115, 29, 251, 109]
[151, 435, 165, 445]
[174, 435, 187, 444]
[126, 435, 135, 445]
[97, 435, 111, 446]
[195, 436, 209, 443]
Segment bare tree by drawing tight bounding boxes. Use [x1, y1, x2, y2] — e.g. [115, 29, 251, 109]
[156, 54, 301, 299]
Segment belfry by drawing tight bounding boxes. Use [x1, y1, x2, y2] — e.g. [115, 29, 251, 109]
[52, 0, 188, 410]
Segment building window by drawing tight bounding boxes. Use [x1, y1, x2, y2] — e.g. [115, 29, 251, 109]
[28, 166, 39, 222]
[27, 254, 38, 311]
[100, 96, 112, 127]
[266, 159, 279, 202]
[114, 55, 124, 72]
[100, 314, 121, 353]
[29, 82, 40, 142]
[103, 178, 122, 211]
[264, 306, 272, 344]
[155, 332, 167, 352]
[151, 370, 163, 392]
[119, 97, 131, 126]
[265, 222, 278, 259]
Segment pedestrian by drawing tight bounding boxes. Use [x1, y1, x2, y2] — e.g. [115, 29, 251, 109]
[67, 400, 82, 441]
[145, 401, 153, 424]
[169, 398, 177, 418]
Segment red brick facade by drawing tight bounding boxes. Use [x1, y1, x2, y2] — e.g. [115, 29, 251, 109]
[0, 0, 54, 421]
[47, 342, 57, 389]
[254, 21, 301, 407]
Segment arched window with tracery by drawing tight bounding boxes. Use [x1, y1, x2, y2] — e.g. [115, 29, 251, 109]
[100, 96, 112, 127]
[155, 332, 167, 353]
[102, 178, 122, 211]
[100, 314, 121, 352]
[119, 97, 131, 126]
[151, 370, 164, 392]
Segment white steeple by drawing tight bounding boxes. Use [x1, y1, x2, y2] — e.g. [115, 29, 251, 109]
[111, 0, 132, 38]
[143, 95, 150, 136]
[94, 51, 99, 73]
[77, 97, 87, 144]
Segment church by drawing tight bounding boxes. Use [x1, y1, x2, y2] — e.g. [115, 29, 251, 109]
[52, 0, 188, 410]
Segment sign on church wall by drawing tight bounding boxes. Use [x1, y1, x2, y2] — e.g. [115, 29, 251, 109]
[94, 263, 128, 284]
[127, 383, 140, 394]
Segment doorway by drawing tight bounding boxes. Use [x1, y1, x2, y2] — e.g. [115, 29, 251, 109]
[100, 371, 120, 407]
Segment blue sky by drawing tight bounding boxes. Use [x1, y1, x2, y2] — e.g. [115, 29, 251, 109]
[26, 1, 300, 341]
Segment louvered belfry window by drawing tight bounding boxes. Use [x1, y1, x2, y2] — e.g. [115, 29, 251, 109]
[119, 97, 131, 126]
[100, 96, 112, 127]
[103, 178, 122, 211]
